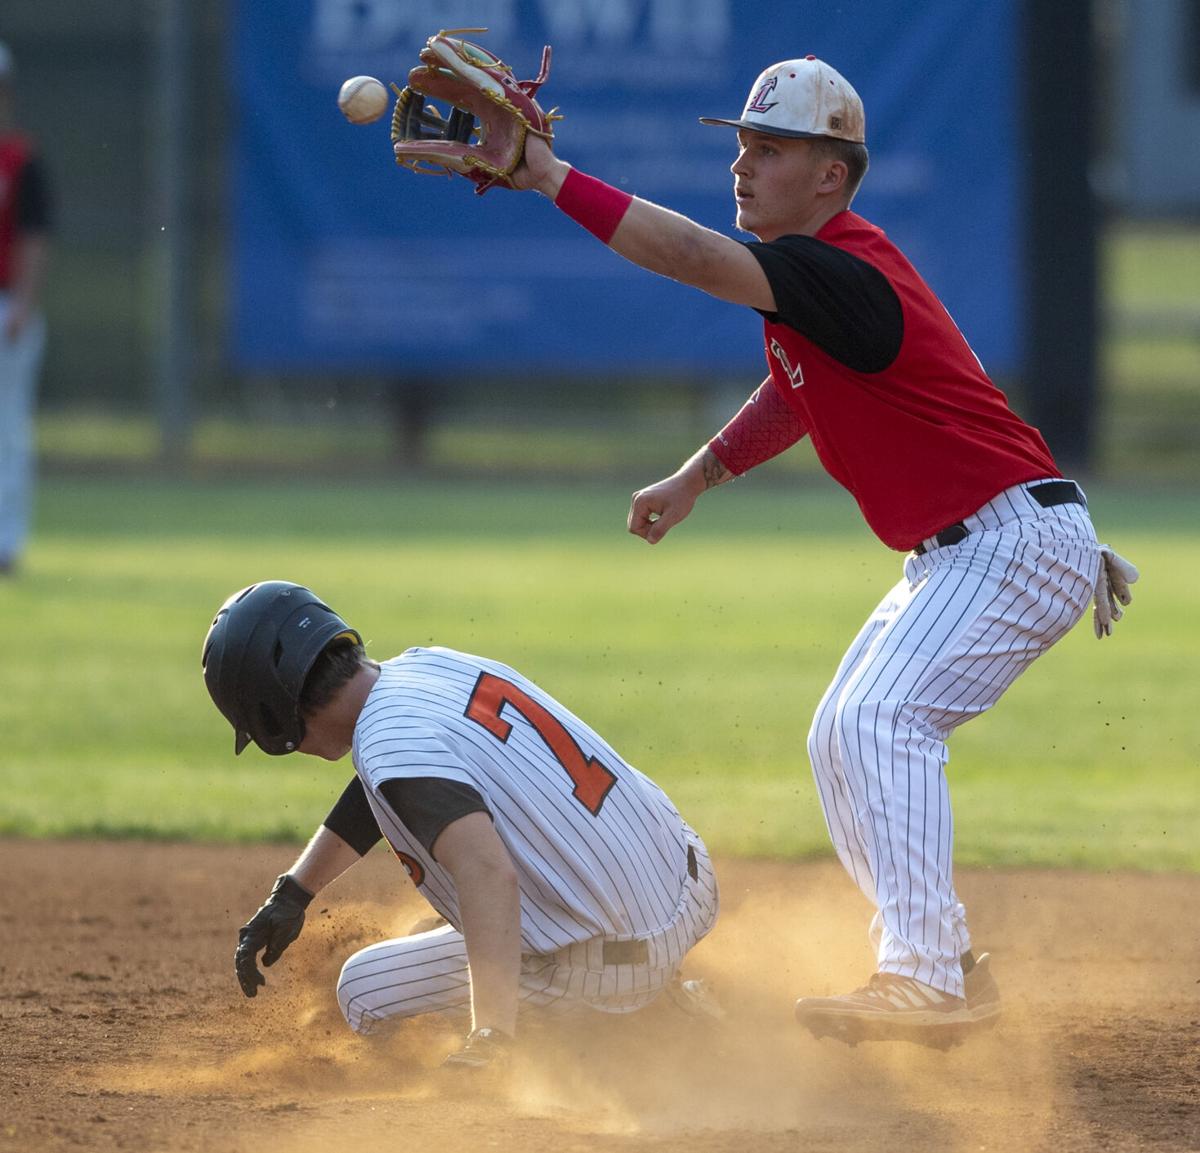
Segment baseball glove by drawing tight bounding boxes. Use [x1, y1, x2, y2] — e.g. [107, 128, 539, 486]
[442, 1026, 514, 1072]
[391, 28, 560, 194]
[234, 873, 313, 997]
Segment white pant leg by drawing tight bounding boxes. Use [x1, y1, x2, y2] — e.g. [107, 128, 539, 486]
[808, 605, 894, 904]
[337, 829, 720, 1032]
[0, 301, 47, 563]
[336, 923, 473, 1033]
[334, 924, 625, 1037]
[809, 502, 1097, 997]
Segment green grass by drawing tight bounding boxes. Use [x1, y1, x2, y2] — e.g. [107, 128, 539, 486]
[1099, 223, 1200, 477]
[1, 474, 1196, 871]
[34, 398, 823, 482]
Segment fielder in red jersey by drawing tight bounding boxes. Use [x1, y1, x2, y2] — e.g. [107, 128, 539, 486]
[721, 209, 1062, 550]
[499, 54, 1139, 1046]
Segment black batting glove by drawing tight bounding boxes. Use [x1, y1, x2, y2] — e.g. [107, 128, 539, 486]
[234, 873, 313, 998]
[442, 1027, 514, 1072]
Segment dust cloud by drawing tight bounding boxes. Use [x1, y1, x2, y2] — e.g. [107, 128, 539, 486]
[88, 862, 1076, 1153]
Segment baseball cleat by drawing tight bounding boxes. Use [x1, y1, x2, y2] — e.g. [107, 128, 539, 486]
[666, 975, 727, 1021]
[963, 951, 1002, 1026]
[795, 972, 976, 1047]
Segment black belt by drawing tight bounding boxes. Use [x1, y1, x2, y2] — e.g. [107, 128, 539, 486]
[600, 845, 698, 967]
[913, 480, 1083, 555]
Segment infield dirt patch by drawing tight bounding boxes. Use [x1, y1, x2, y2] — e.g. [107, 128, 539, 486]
[2, 840, 1197, 1152]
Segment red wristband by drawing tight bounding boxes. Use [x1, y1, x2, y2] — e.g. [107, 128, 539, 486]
[554, 167, 633, 244]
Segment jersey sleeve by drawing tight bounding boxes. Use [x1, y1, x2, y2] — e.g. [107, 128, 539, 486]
[744, 235, 902, 372]
[377, 777, 490, 857]
[709, 377, 808, 476]
[321, 776, 383, 856]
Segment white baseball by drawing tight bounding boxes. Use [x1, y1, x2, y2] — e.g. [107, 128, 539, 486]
[337, 76, 389, 125]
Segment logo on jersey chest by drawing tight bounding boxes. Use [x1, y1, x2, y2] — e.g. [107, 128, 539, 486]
[769, 338, 805, 389]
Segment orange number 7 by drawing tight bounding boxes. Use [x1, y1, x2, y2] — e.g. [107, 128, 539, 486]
[465, 673, 617, 816]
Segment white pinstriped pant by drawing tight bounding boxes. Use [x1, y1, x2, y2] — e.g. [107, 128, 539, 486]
[0, 297, 46, 563]
[807, 480, 1099, 998]
[336, 826, 718, 1033]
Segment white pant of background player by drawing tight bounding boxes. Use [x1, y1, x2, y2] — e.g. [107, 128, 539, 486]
[336, 825, 718, 1033]
[808, 479, 1099, 999]
[0, 294, 46, 566]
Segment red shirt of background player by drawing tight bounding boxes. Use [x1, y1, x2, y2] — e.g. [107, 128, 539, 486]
[0, 134, 33, 287]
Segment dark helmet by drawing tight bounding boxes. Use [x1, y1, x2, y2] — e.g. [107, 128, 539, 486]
[201, 581, 362, 755]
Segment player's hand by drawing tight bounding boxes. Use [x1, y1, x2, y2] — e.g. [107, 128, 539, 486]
[442, 1027, 514, 1072]
[510, 132, 567, 196]
[1092, 545, 1139, 639]
[234, 874, 314, 997]
[628, 474, 702, 544]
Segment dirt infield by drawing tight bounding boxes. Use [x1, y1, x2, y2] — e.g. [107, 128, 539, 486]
[2, 839, 1197, 1153]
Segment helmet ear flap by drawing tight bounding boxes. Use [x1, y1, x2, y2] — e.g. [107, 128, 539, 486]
[253, 699, 304, 755]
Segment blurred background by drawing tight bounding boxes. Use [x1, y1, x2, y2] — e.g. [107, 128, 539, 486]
[2, 0, 1197, 484]
[0, 2, 1196, 864]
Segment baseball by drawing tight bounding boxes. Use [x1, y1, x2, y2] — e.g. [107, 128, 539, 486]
[337, 76, 389, 125]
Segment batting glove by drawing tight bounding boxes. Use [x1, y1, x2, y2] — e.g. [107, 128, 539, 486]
[234, 873, 313, 997]
[1093, 545, 1140, 639]
[442, 1027, 514, 1072]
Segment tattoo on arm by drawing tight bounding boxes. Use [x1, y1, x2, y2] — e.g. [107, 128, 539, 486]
[700, 449, 731, 489]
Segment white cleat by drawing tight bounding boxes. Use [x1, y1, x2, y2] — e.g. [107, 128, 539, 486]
[795, 972, 975, 1048]
[667, 976, 727, 1021]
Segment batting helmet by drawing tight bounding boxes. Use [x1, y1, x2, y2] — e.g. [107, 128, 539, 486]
[201, 581, 362, 755]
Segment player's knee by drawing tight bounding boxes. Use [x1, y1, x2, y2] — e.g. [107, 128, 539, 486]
[807, 700, 840, 771]
[335, 960, 369, 1034]
[831, 698, 876, 755]
[805, 723, 824, 772]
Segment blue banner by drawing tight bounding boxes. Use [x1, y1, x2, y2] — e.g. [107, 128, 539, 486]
[231, 1, 1021, 377]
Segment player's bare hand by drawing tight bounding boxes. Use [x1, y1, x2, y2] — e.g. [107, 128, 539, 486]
[628, 475, 701, 544]
[510, 133, 568, 196]
[234, 874, 313, 997]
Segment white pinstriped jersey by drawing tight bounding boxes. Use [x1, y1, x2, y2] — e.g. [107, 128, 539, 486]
[351, 647, 694, 957]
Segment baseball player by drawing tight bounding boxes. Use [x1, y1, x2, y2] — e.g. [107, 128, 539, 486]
[0, 41, 52, 577]
[495, 56, 1138, 1044]
[203, 581, 719, 1069]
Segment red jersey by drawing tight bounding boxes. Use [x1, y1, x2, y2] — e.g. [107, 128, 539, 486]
[711, 211, 1060, 551]
[0, 135, 34, 287]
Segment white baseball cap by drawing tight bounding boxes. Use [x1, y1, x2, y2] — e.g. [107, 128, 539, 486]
[701, 56, 865, 144]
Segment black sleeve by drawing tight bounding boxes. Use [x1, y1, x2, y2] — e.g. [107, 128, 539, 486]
[377, 777, 491, 858]
[322, 776, 383, 856]
[745, 234, 903, 372]
[16, 156, 52, 234]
